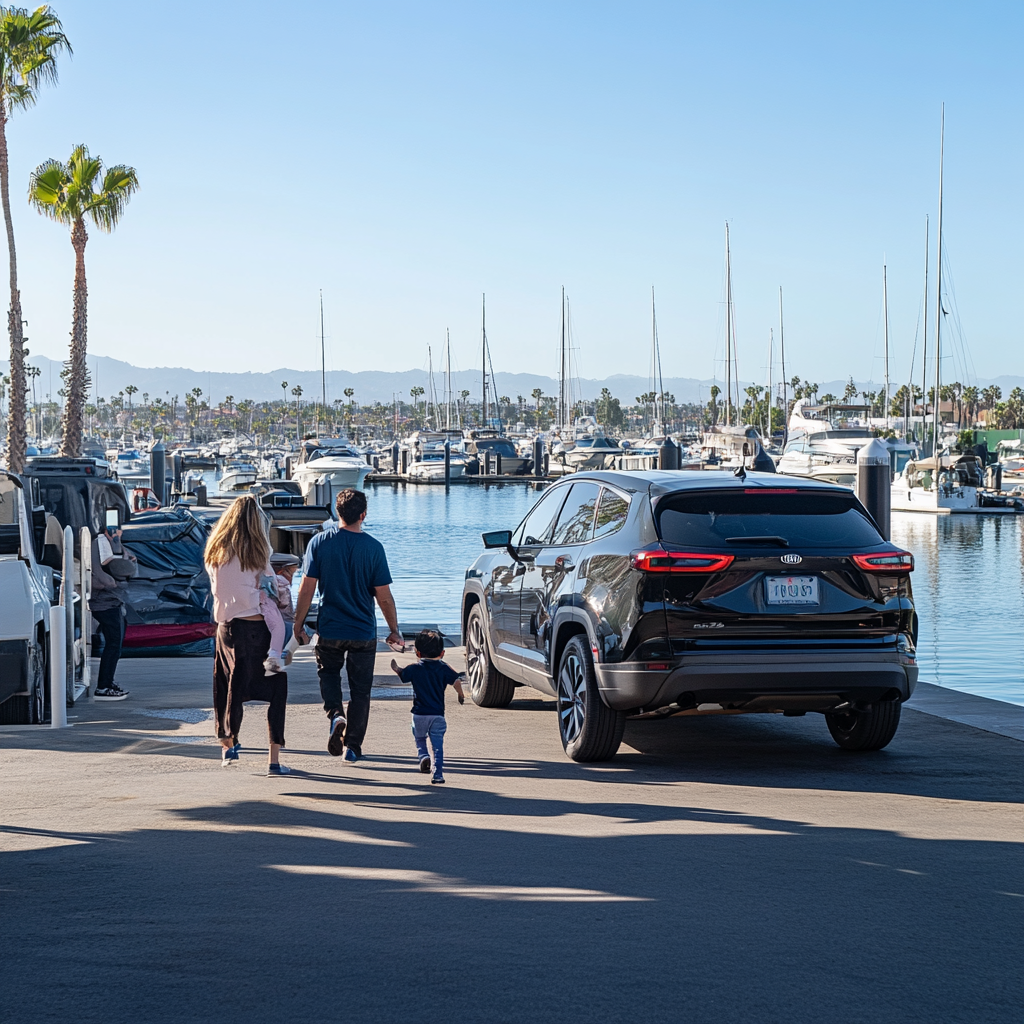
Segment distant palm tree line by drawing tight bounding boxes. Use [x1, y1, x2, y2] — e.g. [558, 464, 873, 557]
[5, 373, 1020, 446]
[0, 5, 138, 472]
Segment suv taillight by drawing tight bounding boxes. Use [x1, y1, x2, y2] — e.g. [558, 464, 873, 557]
[851, 550, 914, 573]
[631, 550, 735, 573]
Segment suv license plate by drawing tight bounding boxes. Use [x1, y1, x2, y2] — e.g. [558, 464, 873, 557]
[766, 575, 819, 605]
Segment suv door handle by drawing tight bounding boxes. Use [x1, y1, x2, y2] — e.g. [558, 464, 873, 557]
[555, 555, 575, 570]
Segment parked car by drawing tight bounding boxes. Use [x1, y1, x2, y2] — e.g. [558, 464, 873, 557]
[462, 470, 918, 761]
[0, 470, 53, 723]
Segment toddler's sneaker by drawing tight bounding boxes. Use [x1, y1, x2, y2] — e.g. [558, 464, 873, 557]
[264, 654, 284, 676]
[431, 773, 445, 785]
[418, 755, 431, 774]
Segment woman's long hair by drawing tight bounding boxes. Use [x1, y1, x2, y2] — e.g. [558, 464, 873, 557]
[204, 495, 271, 573]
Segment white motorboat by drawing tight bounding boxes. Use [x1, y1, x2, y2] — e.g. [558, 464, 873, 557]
[291, 437, 372, 503]
[996, 439, 1024, 476]
[776, 399, 918, 486]
[219, 459, 258, 492]
[892, 454, 1023, 514]
[407, 450, 467, 482]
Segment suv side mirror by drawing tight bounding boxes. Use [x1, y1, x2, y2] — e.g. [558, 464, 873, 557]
[482, 529, 512, 549]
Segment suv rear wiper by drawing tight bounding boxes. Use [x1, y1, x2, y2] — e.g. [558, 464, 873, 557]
[725, 535, 790, 547]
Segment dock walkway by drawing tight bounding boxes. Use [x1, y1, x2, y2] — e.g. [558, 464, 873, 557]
[1, 653, 1020, 1023]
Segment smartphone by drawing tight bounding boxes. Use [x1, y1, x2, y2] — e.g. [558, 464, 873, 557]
[105, 509, 119, 534]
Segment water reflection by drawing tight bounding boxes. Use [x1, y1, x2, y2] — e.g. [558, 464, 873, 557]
[891, 512, 1024, 705]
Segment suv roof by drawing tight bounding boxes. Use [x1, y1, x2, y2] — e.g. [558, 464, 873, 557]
[556, 469, 852, 498]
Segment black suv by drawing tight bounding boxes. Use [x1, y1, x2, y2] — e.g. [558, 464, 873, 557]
[462, 470, 918, 761]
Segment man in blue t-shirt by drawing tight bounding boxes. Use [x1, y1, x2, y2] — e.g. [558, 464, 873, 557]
[294, 489, 403, 761]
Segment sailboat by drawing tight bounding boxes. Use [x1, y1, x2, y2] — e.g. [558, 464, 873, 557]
[890, 106, 1021, 515]
[290, 292, 371, 500]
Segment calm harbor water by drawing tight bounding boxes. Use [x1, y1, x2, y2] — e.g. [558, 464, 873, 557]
[318, 482, 1024, 707]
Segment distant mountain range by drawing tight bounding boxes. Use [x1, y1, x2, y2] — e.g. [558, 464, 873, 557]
[4, 353, 1023, 408]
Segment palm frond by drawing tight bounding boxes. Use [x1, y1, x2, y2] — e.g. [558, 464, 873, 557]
[86, 163, 139, 232]
[28, 144, 138, 233]
[0, 5, 70, 113]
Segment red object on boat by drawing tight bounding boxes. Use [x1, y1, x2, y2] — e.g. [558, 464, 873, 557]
[123, 623, 217, 648]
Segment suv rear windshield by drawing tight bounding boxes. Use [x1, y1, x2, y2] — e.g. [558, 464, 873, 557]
[656, 489, 882, 549]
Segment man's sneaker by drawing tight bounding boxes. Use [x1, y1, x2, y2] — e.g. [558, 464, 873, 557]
[419, 755, 431, 774]
[266, 763, 293, 776]
[221, 746, 239, 767]
[431, 773, 445, 785]
[94, 686, 129, 701]
[327, 714, 347, 757]
[343, 747, 360, 763]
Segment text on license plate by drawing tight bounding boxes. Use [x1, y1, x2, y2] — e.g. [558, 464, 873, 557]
[765, 575, 819, 605]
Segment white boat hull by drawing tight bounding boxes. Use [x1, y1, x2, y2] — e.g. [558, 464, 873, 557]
[407, 461, 467, 482]
[891, 481, 1018, 515]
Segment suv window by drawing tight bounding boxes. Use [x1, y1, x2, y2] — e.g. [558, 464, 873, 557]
[550, 482, 600, 545]
[513, 486, 570, 547]
[593, 488, 629, 541]
[656, 489, 882, 548]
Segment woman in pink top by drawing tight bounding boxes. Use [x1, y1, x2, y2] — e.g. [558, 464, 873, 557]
[205, 496, 290, 775]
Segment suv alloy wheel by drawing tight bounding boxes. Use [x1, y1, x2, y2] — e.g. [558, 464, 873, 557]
[465, 604, 515, 708]
[556, 636, 625, 762]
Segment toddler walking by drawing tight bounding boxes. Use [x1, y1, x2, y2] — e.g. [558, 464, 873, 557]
[390, 629, 465, 785]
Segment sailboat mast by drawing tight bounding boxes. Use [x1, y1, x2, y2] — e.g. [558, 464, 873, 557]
[445, 329, 452, 431]
[767, 327, 773, 440]
[725, 223, 732, 428]
[921, 215, 929, 445]
[883, 262, 890, 432]
[561, 288, 569, 432]
[480, 294, 488, 428]
[779, 287, 787, 447]
[932, 105, 944, 456]
[319, 290, 326, 435]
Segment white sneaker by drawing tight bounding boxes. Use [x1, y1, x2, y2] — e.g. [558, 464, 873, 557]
[264, 655, 284, 676]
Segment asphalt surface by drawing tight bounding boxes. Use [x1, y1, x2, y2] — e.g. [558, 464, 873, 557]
[1, 649, 1021, 1024]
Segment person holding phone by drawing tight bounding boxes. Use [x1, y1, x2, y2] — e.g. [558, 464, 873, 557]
[90, 509, 136, 701]
[293, 488, 403, 763]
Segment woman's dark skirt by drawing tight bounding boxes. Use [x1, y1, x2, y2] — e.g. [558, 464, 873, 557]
[213, 618, 287, 746]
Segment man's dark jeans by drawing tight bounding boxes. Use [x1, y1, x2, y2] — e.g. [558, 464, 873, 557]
[315, 639, 377, 755]
[92, 606, 125, 690]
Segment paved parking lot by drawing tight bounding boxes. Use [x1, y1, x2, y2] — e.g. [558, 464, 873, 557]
[1, 650, 1021, 1023]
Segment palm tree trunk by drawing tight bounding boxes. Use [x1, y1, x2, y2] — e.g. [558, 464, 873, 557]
[0, 106, 26, 473]
[61, 219, 88, 457]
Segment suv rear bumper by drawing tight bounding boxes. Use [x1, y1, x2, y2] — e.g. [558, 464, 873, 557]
[595, 651, 918, 713]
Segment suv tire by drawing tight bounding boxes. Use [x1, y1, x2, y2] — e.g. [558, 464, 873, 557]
[465, 604, 515, 708]
[825, 701, 901, 751]
[557, 636, 625, 762]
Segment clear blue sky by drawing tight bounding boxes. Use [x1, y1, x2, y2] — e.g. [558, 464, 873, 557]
[8, 0, 1022, 390]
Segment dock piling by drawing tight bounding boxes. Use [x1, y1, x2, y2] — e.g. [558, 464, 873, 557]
[856, 438, 891, 540]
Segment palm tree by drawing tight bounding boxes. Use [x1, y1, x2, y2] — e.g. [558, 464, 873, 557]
[0, 6, 69, 471]
[291, 384, 303, 439]
[29, 144, 138, 456]
[124, 383, 137, 425]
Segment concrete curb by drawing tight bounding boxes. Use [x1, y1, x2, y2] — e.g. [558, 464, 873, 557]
[908, 681, 1024, 742]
